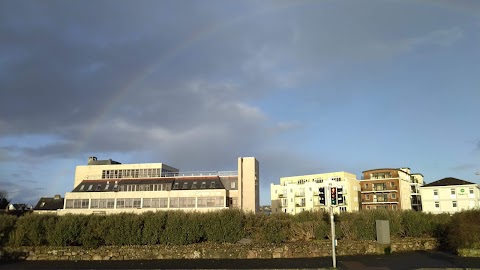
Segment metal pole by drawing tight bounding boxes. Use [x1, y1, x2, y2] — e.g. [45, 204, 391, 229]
[330, 205, 336, 268]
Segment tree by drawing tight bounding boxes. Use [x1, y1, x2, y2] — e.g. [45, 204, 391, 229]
[0, 190, 9, 209]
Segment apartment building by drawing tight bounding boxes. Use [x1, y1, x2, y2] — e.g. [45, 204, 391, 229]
[419, 177, 480, 214]
[360, 168, 423, 210]
[270, 171, 361, 215]
[61, 156, 259, 215]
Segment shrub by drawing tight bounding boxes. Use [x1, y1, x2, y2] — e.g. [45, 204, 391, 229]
[78, 215, 106, 248]
[244, 212, 266, 243]
[161, 211, 202, 245]
[400, 210, 432, 237]
[142, 211, 168, 245]
[260, 214, 291, 243]
[203, 209, 244, 243]
[100, 213, 143, 246]
[447, 210, 480, 250]
[10, 213, 56, 246]
[0, 215, 17, 246]
[48, 214, 88, 246]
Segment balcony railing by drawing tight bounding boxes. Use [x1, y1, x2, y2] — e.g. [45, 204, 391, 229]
[361, 188, 397, 193]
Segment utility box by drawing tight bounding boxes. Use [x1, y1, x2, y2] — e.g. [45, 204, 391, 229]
[376, 220, 390, 244]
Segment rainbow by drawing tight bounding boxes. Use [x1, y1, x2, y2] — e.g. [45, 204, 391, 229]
[72, 0, 467, 156]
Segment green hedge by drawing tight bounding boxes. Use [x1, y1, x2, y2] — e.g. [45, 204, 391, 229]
[0, 209, 469, 249]
[446, 210, 480, 250]
[0, 215, 17, 246]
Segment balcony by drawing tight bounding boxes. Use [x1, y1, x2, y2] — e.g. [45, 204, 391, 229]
[361, 188, 397, 193]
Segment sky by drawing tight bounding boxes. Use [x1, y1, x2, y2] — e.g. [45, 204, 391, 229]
[1, 0, 480, 206]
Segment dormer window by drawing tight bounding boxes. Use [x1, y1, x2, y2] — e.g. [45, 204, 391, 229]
[173, 183, 179, 189]
[182, 182, 188, 189]
[201, 182, 206, 189]
[192, 182, 197, 189]
[210, 182, 216, 188]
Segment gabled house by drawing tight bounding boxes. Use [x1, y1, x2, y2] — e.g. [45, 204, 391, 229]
[419, 177, 480, 214]
[33, 194, 65, 214]
[6, 203, 32, 216]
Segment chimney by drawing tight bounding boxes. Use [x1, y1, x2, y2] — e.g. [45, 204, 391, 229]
[88, 156, 97, 164]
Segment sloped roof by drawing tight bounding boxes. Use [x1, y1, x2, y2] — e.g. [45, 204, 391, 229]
[422, 177, 475, 187]
[71, 176, 226, 192]
[34, 197, 64, 210]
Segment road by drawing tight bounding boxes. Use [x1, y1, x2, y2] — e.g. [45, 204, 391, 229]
[1, 251, 479, 269]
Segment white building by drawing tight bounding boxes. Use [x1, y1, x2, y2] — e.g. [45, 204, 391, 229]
[419, 177, 480, 214]
[270, 171, 361, 214]
[61, 156, 259, 215]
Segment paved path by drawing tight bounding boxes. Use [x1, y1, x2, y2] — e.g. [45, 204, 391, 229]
[1, 251, 479, 269]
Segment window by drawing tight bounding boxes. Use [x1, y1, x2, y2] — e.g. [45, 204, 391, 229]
[197, 196, 223, 208]
[451, 189, 456, 195]
[66, 199, 90, 209]
[173, 183, 179, 189]
[433, 190, 438, 196]
[452, 201, 457, 208]
[391, 193, 396, 199]
[201, 182, 206, 188]
[435, 202, 439, 208]
[116, 199, 125, 208]
[182, 182, 188, 189]
[192, 182, 197, 189]
[390, 182, 395, 187]
[170, 197, 179, 208]
[86, 185, 92, 191]
[178, 197, 196, 208]
[96, 185, 101, 191]
[79, 185, 85, 191]
[91, 199, 115, 209]
[230, 181, 236, 189]
[133, 199, 141, 208]
[210, 182, 216, 188]
[469, 188, 474, 194]
[366, 194, 370, 200]
[365, 184, 369, 189]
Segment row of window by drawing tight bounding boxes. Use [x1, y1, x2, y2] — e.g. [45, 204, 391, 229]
[433, 200, 477, 209]
[365, 205, 397, 210]
[285, 177, 343, 185]
[79, 183, 173, 192]
[370, 172, 392, 179]
[364, 193, 396, 201]
[65, 196, 226, 209]
[78, 181, 236, 192]
[101, 168, 173, 179]
[433, 188, 475, 196]
[364, 182, 396, 190]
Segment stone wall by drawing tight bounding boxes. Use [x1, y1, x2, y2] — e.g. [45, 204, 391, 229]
[0, 238, 438, 261]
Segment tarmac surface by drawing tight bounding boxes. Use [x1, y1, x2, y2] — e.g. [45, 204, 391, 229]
[1, 251, 480, 270]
